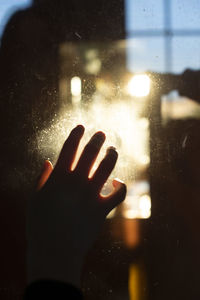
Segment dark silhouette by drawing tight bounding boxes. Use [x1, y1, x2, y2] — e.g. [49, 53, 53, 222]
[0, 1, 125, 298]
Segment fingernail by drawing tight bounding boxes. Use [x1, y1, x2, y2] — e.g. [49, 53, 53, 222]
[71, 125, 85, 137]
[113, 178, 126, 189]
[75, 124, 85, 132]
[106, 146, 118, 157]
[90, 132, 105, 148]
[43, 160, 50, 170]
[113, 178, 124, 185]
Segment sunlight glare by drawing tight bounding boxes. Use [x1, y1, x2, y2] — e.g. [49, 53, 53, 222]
[127, 74, 151, 97]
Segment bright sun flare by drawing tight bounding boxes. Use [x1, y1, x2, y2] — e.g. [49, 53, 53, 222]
[127, 74, 151, 97]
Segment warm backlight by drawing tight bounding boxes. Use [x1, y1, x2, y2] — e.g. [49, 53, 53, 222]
[127, 74, 151, 97]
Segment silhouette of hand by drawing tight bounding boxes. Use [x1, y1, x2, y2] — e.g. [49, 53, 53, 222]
[27, 125, 126, 287]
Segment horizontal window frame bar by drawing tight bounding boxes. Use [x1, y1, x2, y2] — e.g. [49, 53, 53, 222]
[126, 29, 200, 38]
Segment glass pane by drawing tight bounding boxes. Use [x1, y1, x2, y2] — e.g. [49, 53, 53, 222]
[126, 37, 165, 72]
[125, 0, 164, 32]
[2, 1, 200, 300]
[172, 37, 200, 72]
[172, 0, 200, 29]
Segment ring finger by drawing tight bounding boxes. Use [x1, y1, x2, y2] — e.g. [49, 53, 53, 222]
[91, 146, 118, 193]
[75, 131, 105, 177]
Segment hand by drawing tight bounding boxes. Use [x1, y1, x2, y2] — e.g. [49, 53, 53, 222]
[27, 125, 126, 287]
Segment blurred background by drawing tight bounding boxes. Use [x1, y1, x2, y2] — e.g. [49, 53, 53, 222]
[1, 1, 200, 299]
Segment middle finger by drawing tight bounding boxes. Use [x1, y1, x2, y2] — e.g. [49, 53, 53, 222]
[75, 131, 105, 177]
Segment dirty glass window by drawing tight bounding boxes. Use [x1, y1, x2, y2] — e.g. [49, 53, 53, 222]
[1, 1, 200, 300]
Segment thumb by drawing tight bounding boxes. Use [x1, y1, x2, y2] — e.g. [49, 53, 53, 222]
[102, 179, 127, 216]
[37, 160, 53, 191]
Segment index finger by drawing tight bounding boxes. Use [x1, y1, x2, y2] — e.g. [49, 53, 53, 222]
[54, 125, 85, 173]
